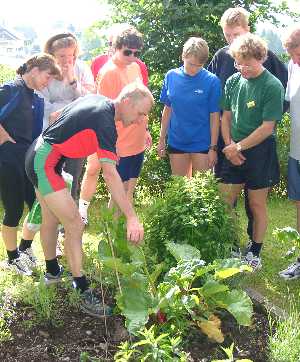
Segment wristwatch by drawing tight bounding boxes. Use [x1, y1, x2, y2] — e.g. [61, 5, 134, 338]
[236, 142, 242, 152]
[69, 79, 77, 87]
[209, 144, 218, 152]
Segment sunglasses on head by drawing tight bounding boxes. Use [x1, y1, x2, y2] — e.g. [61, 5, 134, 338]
[123, 49, 141, 57]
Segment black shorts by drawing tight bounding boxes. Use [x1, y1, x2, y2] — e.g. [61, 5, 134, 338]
[220, 136, 280, 190]
[167, 145, 209, 154]
[116, 151, 144, 182]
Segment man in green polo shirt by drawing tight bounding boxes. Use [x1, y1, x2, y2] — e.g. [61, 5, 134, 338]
[220, 33, 284, 271]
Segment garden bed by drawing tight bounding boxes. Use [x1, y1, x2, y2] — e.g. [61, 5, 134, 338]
[0, 290, 271, 362]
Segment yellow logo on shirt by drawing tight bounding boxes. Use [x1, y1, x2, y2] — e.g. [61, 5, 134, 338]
[247, 100, 256, 108]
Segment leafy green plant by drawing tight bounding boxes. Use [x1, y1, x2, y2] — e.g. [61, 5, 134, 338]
[21, 277, 63, 327]
[0, 64, 15, 84]
[145, 173, 239, 271]
[212, 342, 253, 362]
[114, 325, 189, 362]
[273, 226, 300, 256]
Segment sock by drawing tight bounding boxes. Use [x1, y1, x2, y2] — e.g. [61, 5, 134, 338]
[73, 275, 90, 293]
[249, 241, 262, 257]
[79, 199, 90, 219]
[7, 249, 20, 262]
[45, 258, 60, 276]
[19, 239, 33, 252]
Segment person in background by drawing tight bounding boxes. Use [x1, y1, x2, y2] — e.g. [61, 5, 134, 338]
[79, 26, 150, 225]
[41, 32, 95, 200]
[207, 7, 288, 250]
[0, 54, 61, 275]
[279, 27, 300, 280]
[220, 33, 284, 271]
[25, 83, 153, 316]
[157, 37, 221, 177]
[90, 24, 148, 86]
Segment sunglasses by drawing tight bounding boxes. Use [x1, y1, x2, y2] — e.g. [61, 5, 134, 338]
[123, 49, 141, 57]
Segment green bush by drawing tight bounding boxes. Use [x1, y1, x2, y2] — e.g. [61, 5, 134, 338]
[0, 64, 15, 84]
[144, 172, 239, 270]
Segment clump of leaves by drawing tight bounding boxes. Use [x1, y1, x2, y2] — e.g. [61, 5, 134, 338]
[212, 342, 253, 362]
[145, 172, 239, 271]
[273, 226, 300, 258]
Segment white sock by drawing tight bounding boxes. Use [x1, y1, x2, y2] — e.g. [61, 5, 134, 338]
[79, 199, 90, 219]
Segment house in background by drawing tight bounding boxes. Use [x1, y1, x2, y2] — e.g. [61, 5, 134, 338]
[0, 25, 31, 57]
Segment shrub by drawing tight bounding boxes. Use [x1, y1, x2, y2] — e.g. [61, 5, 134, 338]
[0, 64, 15, 84]
[144, 172, 239, 270]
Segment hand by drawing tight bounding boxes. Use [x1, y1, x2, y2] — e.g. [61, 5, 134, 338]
[223, 142, 239, 159]
[126, 216, 144, 245]
[0, 126, 15, 145]
[145, 130, 152, 150]
[208, 149, 217, 169]
[49, 110, 61, 124]
[229, 152, 246, 166]
[157, 138, 166, 158]
[60, 62, 75, 83]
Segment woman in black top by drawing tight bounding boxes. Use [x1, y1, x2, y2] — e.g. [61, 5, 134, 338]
[0, 54, 60, 275]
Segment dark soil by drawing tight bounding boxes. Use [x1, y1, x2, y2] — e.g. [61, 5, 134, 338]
[0, 289, 271, 362]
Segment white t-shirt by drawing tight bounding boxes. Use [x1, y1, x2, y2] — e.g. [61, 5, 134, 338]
[39, 59, 94, 130]
[286, 60, 300, 160]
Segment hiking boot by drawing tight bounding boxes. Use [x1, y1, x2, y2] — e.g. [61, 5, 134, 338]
[80, 289, 112, 318]
[243, 252, 262, 271]
[279, 260, 300, 280]
[44, 265, 65, 285]
[20, 247, 37, 268]
[0, 254, 33, 276]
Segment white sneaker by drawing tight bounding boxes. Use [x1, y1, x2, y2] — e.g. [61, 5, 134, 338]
[20, 247, 37, 268]
[0, 254, 33, 276]
[243, 252, 262, 271]
[279, 260, 300, 280]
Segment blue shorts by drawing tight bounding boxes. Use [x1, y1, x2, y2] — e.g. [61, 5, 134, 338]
[288, 156, 300, 201]
[116, 151, 144, 182]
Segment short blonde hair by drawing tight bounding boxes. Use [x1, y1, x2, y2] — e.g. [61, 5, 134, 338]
[118, 81, 154, 106]
[229, 33, 268, 62]
[283, 26, 300, 52]
[182, 37, 209, 65]
[220, 7, 250, 29]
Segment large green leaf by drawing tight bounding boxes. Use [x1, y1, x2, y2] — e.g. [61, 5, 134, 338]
[101, 257, 137, 276]
[201, 279, 229, 297]
[166, 242, 202, 262]
[117, 285, 155, 334]
[213, 289, 253, 326]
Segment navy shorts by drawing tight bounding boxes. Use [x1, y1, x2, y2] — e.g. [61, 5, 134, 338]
[167, 145, 209, 154]
[220, 136, 280, 190]
[288, 156, 300, 201]
[116, 151, 144, 182]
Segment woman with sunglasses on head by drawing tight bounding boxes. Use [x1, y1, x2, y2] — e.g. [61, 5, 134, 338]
[0, 54, 61, 275]
[79, 25, 151, 224]
[40, 33, 95, 202]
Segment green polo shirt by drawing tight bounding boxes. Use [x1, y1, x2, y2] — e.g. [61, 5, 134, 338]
[222, 69, 284, 142]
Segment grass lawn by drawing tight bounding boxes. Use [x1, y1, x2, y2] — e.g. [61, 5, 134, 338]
[0, 195, 299, 314]
[236, 196, 300, 312]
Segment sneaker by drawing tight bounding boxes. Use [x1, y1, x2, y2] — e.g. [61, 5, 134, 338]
[44, 265, 65, 285]
[0, 254, 33, 276]
[243, 252, 262, 271]
[279, 260, 300, 280]
[81, 215, 89, 226]
[20, 247, 37, 268]
[80, 289, 112, 317]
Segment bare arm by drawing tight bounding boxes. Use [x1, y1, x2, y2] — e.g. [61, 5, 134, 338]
[101, 162, 144, 243]
[221, 110, 232, 146]
[157, 105, 171, 157]
[223, 121, 275, 165]
[208, 111, 219, 168]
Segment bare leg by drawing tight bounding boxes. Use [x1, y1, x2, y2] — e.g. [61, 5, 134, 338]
[219, 183, 244, 206]
[248, 188, 269, 243]
[2, 226, 18, 251]
[80, 153, 101, 202]
[169, 153, 192, 177]
[37, 189, 84, 277]
[191, 153, 209, 174]
[21, 215, 37, 241]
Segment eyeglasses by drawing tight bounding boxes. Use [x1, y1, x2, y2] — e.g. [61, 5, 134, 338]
[123, 49, 141, 57]
[234, 62, 253, 71]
